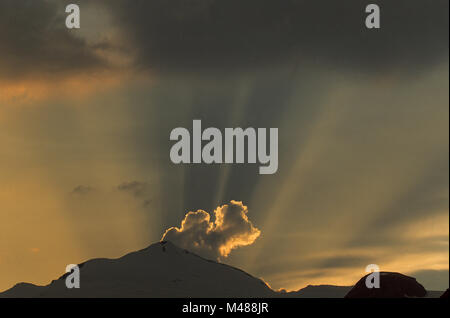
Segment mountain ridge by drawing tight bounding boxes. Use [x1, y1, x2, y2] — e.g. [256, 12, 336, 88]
[0, 241, 275, 298]
[0, 241, 446, 298]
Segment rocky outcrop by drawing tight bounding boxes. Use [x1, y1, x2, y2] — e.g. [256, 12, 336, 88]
[345, 272, 427, 298]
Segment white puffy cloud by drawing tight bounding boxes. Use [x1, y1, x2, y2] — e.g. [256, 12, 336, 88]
[162, 200, 261, 260]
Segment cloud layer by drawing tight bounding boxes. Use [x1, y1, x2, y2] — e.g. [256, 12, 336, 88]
[0, 0, 107, 80]
[2, 0, 447, 80]
[104, 0, 448, 73]
[162, 200, 261, 259]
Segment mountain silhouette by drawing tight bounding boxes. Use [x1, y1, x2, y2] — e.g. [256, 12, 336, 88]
[282, 285, 352, 298]
[0, 241, 275, 298]
[0, 242, 446, 298]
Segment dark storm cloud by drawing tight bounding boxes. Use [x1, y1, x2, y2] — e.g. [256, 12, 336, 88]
[0, 0, 106, 79]
[104, 0, 448, 73]
[2, 1, 447, 79]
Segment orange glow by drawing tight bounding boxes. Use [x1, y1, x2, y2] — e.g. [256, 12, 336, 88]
[0, 70, 135, 104]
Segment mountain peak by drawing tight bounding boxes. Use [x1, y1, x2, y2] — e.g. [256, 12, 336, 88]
[0, 241, 274, 298]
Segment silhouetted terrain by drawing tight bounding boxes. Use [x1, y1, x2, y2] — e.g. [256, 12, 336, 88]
[0, 241, 275, 298]
[345, 272, 427, 298]
[283, 285, 352, 298]
[0, 242, 446, 298]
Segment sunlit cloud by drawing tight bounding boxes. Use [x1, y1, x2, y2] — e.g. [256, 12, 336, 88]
[162, 200, 261, 260]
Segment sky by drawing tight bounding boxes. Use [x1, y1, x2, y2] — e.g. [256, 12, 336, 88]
[0, 0, 448, 292]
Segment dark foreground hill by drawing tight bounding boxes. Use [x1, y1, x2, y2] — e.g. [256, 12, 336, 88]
[345, 272, 427, 298]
